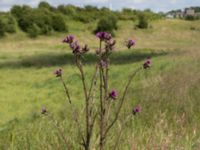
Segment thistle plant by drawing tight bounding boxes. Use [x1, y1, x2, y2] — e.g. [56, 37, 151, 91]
[43, 32, 151, 150]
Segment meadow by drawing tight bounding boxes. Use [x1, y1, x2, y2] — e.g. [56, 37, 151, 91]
[0, 19, 200, 149]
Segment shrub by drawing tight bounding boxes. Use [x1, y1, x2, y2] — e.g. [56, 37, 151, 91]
[94, 14, 118, 35]
[5, 16, 16, 33]
[27, 24, 40, 38]
[0, 19, 5, 37]
[52, 15, 68, 32]
[38, 1, 51, 10]
[185, 15, 196, 21]
[11, 5, 23, 20]
[136, 13, 149, 29]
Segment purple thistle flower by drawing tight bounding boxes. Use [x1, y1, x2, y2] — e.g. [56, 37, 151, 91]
[96, 48, 101, 55]
[105, 39, 116, 51]
[100, 60, 108, 68]
[63, 35, 74, 44]
[41, 107, 47, 115]
[96, 32, 112, 41]
[132, 106, 141, 115]
[54, 68, 62, 77]
[70, 41, 81, 54]
[109, 90, 117, 100]
[143, 58, 151, 69]
[126, 39, 135, 49]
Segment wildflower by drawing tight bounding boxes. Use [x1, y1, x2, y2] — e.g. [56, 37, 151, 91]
[82, 44, 89, 53]
[126, 39, 135, 49]
[70, 41, 81, 54]
[54, 68, 62, 77]
[96, 48, 101, 55]
[96, 32, 112, 41]
[109, 90, 117, 100]
[63, 35, 74, 44]
[143, 57, 151, 69]
[132, 106, 141, 115]
[41, 107, 47, 115]
[100, 60, 108, 68]
[105, 39, 116, 51]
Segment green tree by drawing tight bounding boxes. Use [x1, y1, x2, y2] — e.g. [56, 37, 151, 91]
[95, 14, 118, 35]
[38, 1, 51, 10]
[0, 19, 5, 37]
[137, 13, 149, 29]
[52, 14, 68, 32]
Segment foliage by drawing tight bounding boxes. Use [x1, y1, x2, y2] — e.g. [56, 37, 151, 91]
[0, 19, 5, 37]
[94, 14, 118, 35]
[52, 14, 68, 32]
[136, 13, 149, 29]
[27, 24, 40, 38]
[38, 1, 51, 10]
[4, 15, 16, 33]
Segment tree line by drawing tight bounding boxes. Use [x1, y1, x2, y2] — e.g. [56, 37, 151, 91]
[0, 1, 163, 38]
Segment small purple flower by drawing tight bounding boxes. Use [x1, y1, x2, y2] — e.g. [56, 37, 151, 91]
[132, 106, 141, 115]
[109, 90, 117, 100]
[54, 68, 62, 77]
[63, 35, 74, 44]
[41, 107, 47, 115]
[96, 32, 112, 41]
[100, 60, 108, 68]
[96, 48, 101, 55]
[143, 58, 151, 69]
[105, 39, 116, 51]
[70, 41, 81, 54]
[126, 39, 135, 49]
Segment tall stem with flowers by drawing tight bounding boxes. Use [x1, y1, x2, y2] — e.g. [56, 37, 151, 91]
[42, 32, 151, 150]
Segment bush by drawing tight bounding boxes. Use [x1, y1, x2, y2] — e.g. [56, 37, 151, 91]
[94, 14, 118, 35]
[52, 15, 68, 32]
[27, 24, 40, 38]
[38, 1, 51, 10]
[0, 19, 5, 37]
[136, 14, 149, 29]
[185, 15, 196, 21]
[5, 16, 16, 33]
[11, 5, 23, 20]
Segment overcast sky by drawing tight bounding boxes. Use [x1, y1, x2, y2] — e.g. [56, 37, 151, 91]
[0, 0, 200, 12]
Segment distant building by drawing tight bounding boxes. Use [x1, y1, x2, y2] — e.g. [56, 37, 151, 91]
[166, 14, 174, 19]
[175, 12, 184, 18]
[166, 8, 200, 19]
[184, 8, 195, 17]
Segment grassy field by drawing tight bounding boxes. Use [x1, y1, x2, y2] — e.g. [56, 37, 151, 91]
[0, 19, 200, 149]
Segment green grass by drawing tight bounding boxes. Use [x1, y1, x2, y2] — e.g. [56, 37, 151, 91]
[0, 19, 200, 149]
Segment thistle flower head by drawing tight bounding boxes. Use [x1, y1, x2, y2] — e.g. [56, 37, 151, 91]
[54, 68, 62, 77]
[100, 60, 108, 68]
[96, 48, 101, 55]
[143, 57, 151, 69]
[96, 32, 112, 41]
[41, 107, 47, 115]
[63, 35, 74, 44]
[109, 90, 117, 100]
[126, 39, 135, 49]
[132, 106, 141, 115]
[70, 41, 81, 54]
[105, 39, 116, 51]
